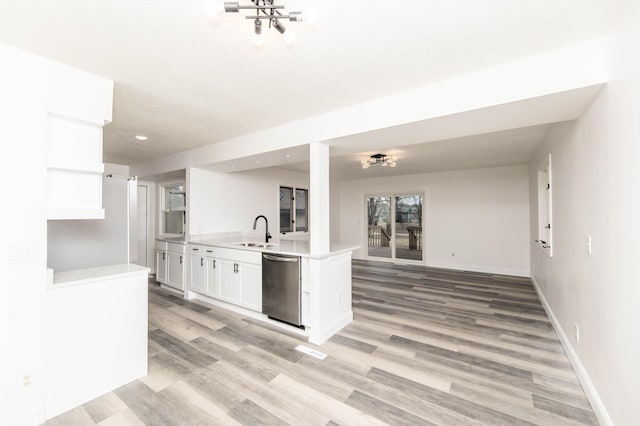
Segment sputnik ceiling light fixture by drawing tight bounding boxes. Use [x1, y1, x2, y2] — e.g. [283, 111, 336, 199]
[206, 0, 317, 47]
[361, 153, 397, 169]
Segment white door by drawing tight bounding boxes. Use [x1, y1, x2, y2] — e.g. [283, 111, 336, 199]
[136, 185, 148, 267]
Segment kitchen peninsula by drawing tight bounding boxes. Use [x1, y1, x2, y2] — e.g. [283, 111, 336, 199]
[156, 235, 357, 345]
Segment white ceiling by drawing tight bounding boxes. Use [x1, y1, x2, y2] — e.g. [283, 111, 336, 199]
[0, 0, 616, 169]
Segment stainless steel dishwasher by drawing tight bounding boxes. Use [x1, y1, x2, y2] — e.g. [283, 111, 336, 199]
[262, 253, 302, 327]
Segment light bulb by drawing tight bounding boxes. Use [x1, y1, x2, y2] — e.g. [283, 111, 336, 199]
[205, 0, 224, 25]
[205, 0, 224, 17]
[282, 29, 296, 47]
[252, 33, 264, 48]
[305, 8, 319, 28]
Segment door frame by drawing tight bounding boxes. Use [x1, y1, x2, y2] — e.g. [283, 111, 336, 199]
[363, 191, 425, 265]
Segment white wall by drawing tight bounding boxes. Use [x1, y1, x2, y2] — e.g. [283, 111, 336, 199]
[0, 42, 48, 426]
[188, 167, 309, 242]
[529, 2, 640, 424]
[339, 165, 530, 276]
[47, 164, 131, 272]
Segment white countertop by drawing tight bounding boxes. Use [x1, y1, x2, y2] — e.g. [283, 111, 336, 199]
[50, 263, 150, 289]
[155, 236, 186, 244]
[190, 237, 359, 259]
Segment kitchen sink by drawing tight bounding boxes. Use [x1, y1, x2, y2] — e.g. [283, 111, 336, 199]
[234, 242, 276, 248]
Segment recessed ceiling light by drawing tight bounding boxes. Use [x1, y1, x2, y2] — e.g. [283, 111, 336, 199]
[285, 154, 291, 159]
[134, 135, 148, 141]
[256, 160, 260, 164]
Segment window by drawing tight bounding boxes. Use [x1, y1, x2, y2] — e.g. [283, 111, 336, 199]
[536, 155, 552, 256]
[280, 186, 308, 234]
[161, 182, 185, 235]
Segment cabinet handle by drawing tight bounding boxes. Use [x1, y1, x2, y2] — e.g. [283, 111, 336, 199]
[180, 255, 183, 264]
[206, 250, 213, 253]
[192, 248, 199, 251]
[213, 259, 216, 269]
[201, 258, 204, 267]
[162, 252, 165, 260]
[233, 263, 238, 273]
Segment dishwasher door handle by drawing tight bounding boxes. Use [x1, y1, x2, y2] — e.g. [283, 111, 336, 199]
[263, 254, 299, 262]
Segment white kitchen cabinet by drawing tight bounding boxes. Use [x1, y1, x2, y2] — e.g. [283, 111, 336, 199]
[46, 62, 113, 220]
[218, 258, 240, 302]
[189, 252, 206, 294]
[157, 240, 185, 291]
[237, 261, 262, 311]
[156, 249, 167, 284]
[215, 248, 262, 311]
[167, 251, 185, 290]
[206, 256, 219, 298]
[186, 245, 262, 312]
[188, 244, 214, 295]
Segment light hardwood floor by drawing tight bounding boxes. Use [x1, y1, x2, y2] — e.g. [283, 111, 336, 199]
[46, 260, 598, 425]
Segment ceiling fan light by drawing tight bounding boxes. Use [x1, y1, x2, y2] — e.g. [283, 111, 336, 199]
[362, 162, 370, 169]
[289, 11, 303, 22]
[254, 18, 262, 35]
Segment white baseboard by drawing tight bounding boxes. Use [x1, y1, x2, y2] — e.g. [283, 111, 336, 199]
[428, 260, 530, 278]
[308, 311, 353, 345]
[530, 276, 613, 426]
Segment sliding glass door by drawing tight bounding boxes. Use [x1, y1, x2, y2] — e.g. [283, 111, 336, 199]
[367, 197, 392, 258]
[367, 193, 423, 262]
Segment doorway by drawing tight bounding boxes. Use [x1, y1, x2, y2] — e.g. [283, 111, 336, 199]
[366, 193, 423, 262]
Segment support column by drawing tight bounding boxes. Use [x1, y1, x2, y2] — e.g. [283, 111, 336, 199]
[309, 142, 330, 255]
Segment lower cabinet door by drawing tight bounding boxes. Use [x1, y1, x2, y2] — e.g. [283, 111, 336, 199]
[238, 262, 262, 311]
[206, 257, 219, 298]
[189, 255, 206, 294]
[156, 250, 167, 284]
[167, 252, 185, 290]
[218, 259, 239, 302]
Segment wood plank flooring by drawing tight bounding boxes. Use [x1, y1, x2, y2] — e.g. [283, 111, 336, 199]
[46, 260, 598, 425]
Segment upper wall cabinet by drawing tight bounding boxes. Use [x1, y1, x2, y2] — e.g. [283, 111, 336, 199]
[46, 61, 113, 220]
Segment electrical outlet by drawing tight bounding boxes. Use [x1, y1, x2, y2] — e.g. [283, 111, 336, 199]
[574, 324, 580, 343]
[22, 373, 32, 388]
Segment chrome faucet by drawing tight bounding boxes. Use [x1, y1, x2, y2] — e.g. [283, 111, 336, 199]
[253, 215, 272, 243]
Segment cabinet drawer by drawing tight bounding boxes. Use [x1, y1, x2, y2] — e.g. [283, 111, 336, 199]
[216, 247, 262, 264]
[155, 240, 168, 251]
[188, 244, 208, 254]
[189, 244, 216, 257]
[168, 242, 186, 254]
